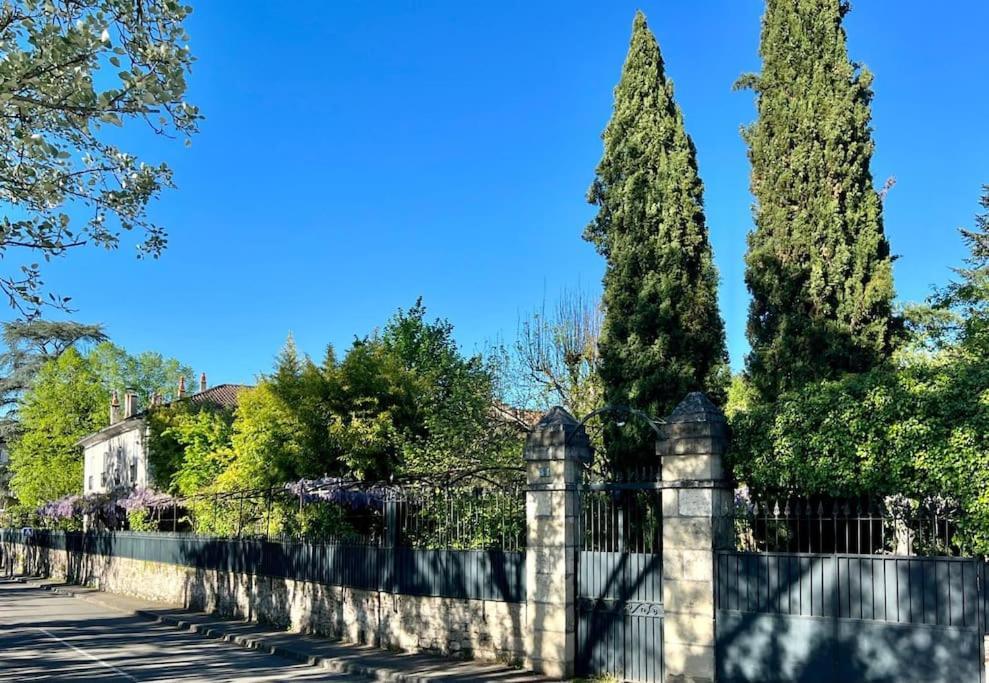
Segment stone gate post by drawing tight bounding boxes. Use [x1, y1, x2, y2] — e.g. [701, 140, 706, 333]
[523, 406, 591, 679]
[660, 392, 732, 683]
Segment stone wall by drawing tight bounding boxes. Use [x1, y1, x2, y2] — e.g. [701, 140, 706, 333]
[5, 541, 526, 665]
[985, 635, 989, 683]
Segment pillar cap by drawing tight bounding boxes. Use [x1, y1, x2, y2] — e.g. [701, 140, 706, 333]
[524, 406, 593, 462]
[667, 392, 726, 424]
[660, 392, 730, 452]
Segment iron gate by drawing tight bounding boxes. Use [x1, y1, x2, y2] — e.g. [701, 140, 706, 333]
[576, 479, 664, 682]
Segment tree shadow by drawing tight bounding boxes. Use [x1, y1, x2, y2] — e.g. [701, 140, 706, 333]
[715, 551, 983, 683]
[173, 535, 527, 663]
[575, 548, 663, 681]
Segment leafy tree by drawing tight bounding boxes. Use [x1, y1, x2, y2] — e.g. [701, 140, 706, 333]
[0, 0, 200, 316]
[211, 302, 522, 491]
[725, 374, 758, 420]
[509, 287, 602, 419]
[164, 409, 234, 497]
[8, 347, 107, 508]
[0, 320, 106, 439]
[146, 400, 235, 494]
[729, 355, 989, 553]
[6, 340, 193, 507]
[215, 382, 300, 491]
[730, 186, 989, 553]
[738, 0, 895, 401]
[88, 341, 193, 405]
[584, 12, 728, 463]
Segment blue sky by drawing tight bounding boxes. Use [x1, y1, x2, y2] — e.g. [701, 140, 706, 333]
[35, 0, 989, 385]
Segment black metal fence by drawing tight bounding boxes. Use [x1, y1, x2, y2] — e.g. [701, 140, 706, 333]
[12, 476, 527, 552]
[729, 495, 962, 557]
[394, 483, 526, 551]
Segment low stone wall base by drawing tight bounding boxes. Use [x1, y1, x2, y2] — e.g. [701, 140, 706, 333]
[5, 542, 525, 665]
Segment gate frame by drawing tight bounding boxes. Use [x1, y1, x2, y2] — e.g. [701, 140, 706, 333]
[575, 473, 666, 682]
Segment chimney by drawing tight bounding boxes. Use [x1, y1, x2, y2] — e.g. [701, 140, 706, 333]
[177, 375, 186, 399]
[110, 391, 121, 425]
[199, 371, 207, 393]
[124, 389, 139, 419]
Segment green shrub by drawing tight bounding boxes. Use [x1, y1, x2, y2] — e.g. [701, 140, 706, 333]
[729, 352, 989, 553]
[127, 509, 157, 533]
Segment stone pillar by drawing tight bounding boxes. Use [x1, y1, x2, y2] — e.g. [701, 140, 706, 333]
[660, 392, 731, 683]
[523, 406, 591, 679]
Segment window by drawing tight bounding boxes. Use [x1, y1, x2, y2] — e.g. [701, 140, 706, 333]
[130, 459, 138, 482]
[88, 476, 93, 491]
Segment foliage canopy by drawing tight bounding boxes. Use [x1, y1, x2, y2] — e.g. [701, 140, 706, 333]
[730, 187, 989, 553]
[584, 12, 727, 463]
[8, 347, 107, 508]
[7, 341, 192, 510]
[0, 320, 106, 439]
[739, 0, 895, 401]
[0, 0, 199, 315]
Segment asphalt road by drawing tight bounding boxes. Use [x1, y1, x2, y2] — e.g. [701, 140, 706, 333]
[0, 579, 362, 681]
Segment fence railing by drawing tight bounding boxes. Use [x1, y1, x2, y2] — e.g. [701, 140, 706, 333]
[728, 495, 962, 557]
[4, 475, 528, 552]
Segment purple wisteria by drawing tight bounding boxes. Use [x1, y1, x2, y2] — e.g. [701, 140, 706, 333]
[118, 487, 176, 512]
[36, 487, 175, 523]
[284, 477, 390, 510]
[38, 495, 81, 520]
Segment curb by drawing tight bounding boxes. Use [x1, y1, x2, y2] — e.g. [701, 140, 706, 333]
[34, 581, 523, 683]
[132, 608, 410, 681]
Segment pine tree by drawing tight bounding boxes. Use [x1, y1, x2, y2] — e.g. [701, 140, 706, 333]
[739, 0, 895, 401]
[585, 11, 728, 462]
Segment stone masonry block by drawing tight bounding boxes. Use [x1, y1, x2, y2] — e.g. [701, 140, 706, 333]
[663, 580, 714, 618]
[531, 490, 568, 518]
[526, 648, 575, 680]
[664, 610, 715, 646]
[662, 489, 679, 516]
[678, 489, 714, 517]
[527, 459, 580, 485]
[681, 549, 713, 583]
[527, 601, 575, 634]
[532, 570, 574, 604]
[667, 436, 727, 457]
[665, 642, 715, 681]
[663, 548, 683, 580]
[662, 455, 721, 481]
[530, 514, 577, 548]
[663, 517, 713, 550]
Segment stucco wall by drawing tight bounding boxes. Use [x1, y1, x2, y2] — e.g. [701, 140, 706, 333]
[83, 422, 149, 494]
[5, 540, 526, 664]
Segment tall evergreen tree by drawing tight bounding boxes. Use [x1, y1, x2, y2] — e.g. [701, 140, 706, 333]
[739, 0, 895, 401]
[931, 185, 989, 356]
[585, 12, 728, 462]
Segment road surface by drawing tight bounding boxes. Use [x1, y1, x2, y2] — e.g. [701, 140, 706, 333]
[0, 579, 361, 681]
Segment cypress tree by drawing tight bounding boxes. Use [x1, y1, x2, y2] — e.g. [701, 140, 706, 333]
[585, 12, 728, 463]
[740, 0, 895, 401]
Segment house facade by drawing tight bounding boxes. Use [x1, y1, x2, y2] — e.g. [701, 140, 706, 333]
[79, 376, 247, 496]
